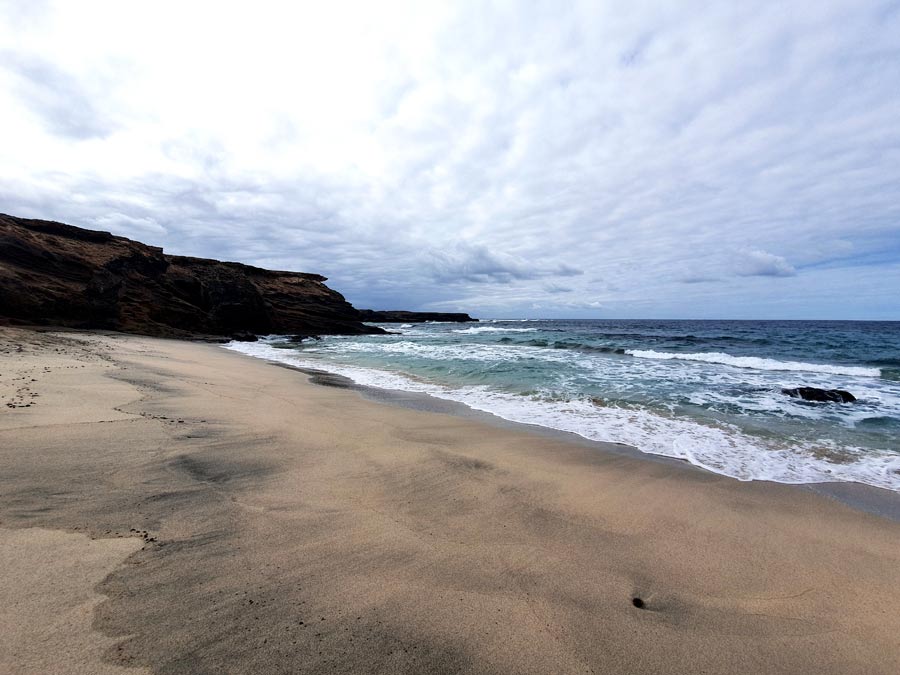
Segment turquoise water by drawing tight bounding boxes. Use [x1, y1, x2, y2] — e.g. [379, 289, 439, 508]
[228, 320, 900, 491]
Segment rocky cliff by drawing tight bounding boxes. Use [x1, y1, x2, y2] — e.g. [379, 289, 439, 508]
[357, 310, 477, 323]
[0, 214, 384, 338]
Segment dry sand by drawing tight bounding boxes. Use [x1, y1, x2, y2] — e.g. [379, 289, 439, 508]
[1, 326, 898, 674]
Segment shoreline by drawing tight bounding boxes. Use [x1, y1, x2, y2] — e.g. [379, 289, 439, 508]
[2, 327, 899, 674]
[269, 357, 900, 522]
[224, 331, 900, 493]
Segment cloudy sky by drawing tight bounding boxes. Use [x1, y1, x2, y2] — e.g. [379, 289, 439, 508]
[1, 1, 899, 319]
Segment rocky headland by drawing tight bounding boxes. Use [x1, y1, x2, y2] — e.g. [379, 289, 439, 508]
[0, 214, 469, 339]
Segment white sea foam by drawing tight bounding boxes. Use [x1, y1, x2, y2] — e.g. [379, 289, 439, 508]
[225, 341, 900, 492]
[334, 339, 578, 365]
[294, 336, 900, 424]
[626, 350, 882, 378]
[452, 326, 536, 334]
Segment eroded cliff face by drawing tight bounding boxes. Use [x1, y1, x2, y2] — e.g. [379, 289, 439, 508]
[0, 214, 383, 338]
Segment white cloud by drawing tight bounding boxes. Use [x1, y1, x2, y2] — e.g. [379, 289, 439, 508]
[735, 249, 797, 277]
[1, 0, 898, 318]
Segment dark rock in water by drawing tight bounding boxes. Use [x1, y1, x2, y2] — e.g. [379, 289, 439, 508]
[0, 213, 387, 338]
[357, 309, 477, 323]
[782, 387, 857, 403]
[231, 332, 258, 342]
[287, 334, 320, 342]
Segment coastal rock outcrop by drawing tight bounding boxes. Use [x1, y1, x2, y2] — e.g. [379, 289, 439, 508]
[357, 309, 477, 323]
[782, 387, 857, 403]
[0, 214, 385, 338]
[230, 332, 259, 342]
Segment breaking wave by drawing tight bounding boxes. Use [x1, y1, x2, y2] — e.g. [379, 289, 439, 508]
[452, 326, 537, 334]
[225, 340, 900, 492]
[626, 350, 882, 378]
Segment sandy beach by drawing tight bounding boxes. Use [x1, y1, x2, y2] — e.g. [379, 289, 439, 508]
[1, 326, 899, 674]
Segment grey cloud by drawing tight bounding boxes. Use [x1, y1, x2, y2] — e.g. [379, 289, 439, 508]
[619, 32, 655, 67]
[543, 283, 574, 294]
[679, 275, 721, 284]
[1, 52, 120, 139]
[429, 243, 583, 284]
[91, 212, 167, 239]
[0, 2, 898, 318]
[735, 249, 797, 278]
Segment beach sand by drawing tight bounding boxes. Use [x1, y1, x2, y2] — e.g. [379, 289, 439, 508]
[1, 326, 898, 674]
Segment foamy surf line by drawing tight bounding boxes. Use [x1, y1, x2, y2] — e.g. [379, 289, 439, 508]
[452, 326, 537, 334]
[626, 349, 882, 377]
[225, 341, 900, 492]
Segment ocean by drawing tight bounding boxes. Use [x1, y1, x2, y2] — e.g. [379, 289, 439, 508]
[226, 319, 900, 492]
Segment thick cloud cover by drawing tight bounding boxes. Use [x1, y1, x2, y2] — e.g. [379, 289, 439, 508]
[1, 1, 898, 318]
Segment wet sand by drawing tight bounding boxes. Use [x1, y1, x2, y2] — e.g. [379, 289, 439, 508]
[0, 527, 147, 675]
[1, 326, 899, 674]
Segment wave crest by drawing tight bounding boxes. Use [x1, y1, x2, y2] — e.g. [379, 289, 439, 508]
[452, 326, 536, 334]
[625, 349, 881, 377]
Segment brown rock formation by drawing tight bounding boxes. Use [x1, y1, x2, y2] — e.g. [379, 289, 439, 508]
[0, 214, 384, 338]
